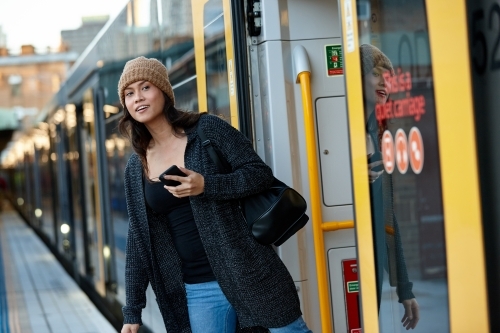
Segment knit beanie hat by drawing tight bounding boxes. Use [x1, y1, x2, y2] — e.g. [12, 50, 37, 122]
[117, 56, 175, 108]
[360, 44, 395, 77]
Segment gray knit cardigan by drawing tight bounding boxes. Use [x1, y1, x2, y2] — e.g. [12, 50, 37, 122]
[122, 114, 302, 332]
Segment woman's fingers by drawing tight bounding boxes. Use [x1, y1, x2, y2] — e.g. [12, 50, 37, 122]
[164, 168, 204, 197]
[121, 324, 140, 333]
[368, 160, 383, 168]
[368, 169, 384, 182]
[178, 166, 191, 174]
[367, 160, 384, 182]
[401, 299, 420, 330]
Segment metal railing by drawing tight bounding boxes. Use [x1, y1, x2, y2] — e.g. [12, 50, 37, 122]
[293, 45, 355, 333]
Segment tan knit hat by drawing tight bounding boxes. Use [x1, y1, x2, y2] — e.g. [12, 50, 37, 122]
[360, 44, 394, 77]
[117, 56, 175, 108]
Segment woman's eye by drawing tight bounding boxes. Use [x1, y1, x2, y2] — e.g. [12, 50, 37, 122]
[143, 85, 149, 90]
[125, 92, 133, 97]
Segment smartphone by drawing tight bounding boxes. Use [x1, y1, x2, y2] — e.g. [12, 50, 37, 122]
[159, 165, 187, 187]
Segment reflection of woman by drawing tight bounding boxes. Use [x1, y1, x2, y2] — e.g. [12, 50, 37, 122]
[360, 44, 420, 330]
[117, 57, 312, 333]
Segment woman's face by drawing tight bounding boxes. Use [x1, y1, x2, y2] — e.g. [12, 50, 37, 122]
[362, 66, 392, 109]
[124, 81, 165, 125]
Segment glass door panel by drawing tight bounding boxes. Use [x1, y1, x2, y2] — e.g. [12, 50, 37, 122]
[355, 1, 449, 331]
[192, 0, 238, 126]
[81, 89, 105, 295]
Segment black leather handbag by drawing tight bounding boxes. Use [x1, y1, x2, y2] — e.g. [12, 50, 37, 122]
[197, 126, 309, 246]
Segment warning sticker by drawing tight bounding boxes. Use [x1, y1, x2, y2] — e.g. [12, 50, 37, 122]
[409, 127, 424, 174]
[382, 130, 395, 174]
[395, 129, 409, 174]
[325, 44, 344, 76]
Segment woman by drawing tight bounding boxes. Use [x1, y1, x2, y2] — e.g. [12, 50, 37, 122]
[360, 44, 420, 330]
[117, 56, 312, 333]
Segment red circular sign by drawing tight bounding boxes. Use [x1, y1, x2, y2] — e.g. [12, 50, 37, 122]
[381, 130, 395, 174]
[395, 129, 409, 174]
[409, 127, 424, 174]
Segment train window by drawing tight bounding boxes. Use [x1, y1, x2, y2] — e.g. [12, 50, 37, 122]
[81, 89, 103, 287]
[357, 0, 450, 331]
[63, 104, 87, 276]
[37, 128, 56, 243]
[203, 0, 232, 121]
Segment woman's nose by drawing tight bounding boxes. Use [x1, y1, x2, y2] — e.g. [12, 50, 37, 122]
[134, 92, 144, 102]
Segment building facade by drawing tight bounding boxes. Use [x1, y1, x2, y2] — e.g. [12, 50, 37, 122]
[60, 16, 109, 55]
[0, 49, 78, 113]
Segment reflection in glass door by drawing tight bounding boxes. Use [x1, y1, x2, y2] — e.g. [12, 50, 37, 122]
[356, 1, 449, 331]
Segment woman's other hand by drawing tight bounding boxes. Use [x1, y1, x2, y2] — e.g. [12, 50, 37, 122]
[121, 324, 140, 333]
[368, 160, 384, 183]
[401, 298, 420, 330]
[164, 166, 205, 197]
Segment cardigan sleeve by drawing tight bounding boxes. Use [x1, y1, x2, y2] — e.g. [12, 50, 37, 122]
[393, 215, 415, 303]
[199, 115, 274, 200]
[390, 174, 415, 303]
[122, 155, 149, 325]
[122, 229, 149, 325]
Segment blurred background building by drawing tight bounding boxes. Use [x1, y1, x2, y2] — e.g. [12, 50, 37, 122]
[0, 46, 77, 111]
[161, 0, 192, 38]
[60, 16, 110, 55]
[0, 26, 6, 49]
[0, 46, 78, 151]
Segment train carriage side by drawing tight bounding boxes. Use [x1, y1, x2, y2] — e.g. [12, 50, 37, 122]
[0, 0, 497, 332]
[251, 0, 489, 332]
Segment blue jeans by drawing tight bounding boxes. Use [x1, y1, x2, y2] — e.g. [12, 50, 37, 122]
[269, 317, 313, 333]
[185, 281, 312, 333]
[185, 281, 237, 333]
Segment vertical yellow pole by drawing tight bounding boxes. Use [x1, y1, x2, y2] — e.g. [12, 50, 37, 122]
[426, 1, 489, 331]
[221, 0, 240, 128]
[191, 0, 209, 112]
[297, 71, 333, 333]
[339, 0, 380, 331]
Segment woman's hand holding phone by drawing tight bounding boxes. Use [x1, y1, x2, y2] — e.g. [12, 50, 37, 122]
[160, 165, 205, 197]
[367, 151, 384, 183]
[160, 165, 187, 187]
[368, 160, 384, 183]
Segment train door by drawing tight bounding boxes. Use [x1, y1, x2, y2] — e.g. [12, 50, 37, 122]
[467, 0, 500, 330]
[191, 1, 351, 331]
[341, 0, 489, 332]
[35, 126, 57, 243]
[190, 0, 490, 332]
[52, 120, 76, 257]
[248, 1, 356, 332]
[79, 89, 107, 296]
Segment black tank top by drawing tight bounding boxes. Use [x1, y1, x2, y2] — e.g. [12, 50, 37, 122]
[144, 178, 215, 284]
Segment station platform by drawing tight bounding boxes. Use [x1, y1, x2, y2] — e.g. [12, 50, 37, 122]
[0, 202, 117, 333]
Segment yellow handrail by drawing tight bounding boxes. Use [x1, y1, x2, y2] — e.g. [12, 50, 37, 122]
[322, 220, 355, 232]
[296, 70, 333, 333]
[294, 45, 356, 333]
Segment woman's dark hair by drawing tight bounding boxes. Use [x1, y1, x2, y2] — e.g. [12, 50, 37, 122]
[118, 92, 204, 175]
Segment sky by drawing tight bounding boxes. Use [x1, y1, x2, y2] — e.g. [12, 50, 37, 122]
[0, 0, 129, 54]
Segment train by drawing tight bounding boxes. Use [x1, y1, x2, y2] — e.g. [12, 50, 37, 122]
[0, 0, 498, 332]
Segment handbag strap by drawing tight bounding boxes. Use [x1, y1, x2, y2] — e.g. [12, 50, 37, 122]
[197, 122, 230, 173]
